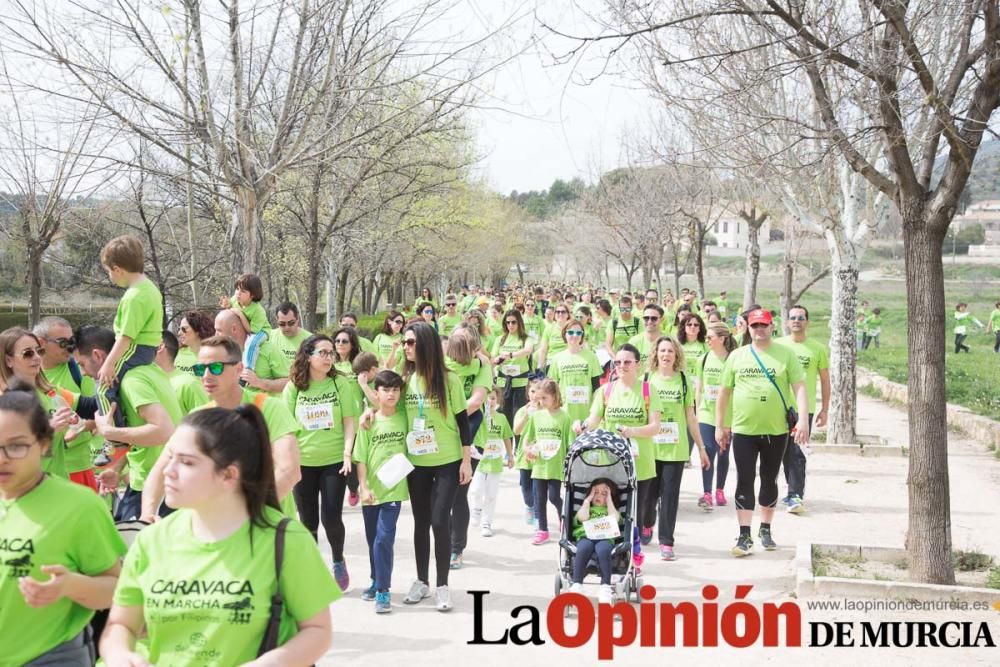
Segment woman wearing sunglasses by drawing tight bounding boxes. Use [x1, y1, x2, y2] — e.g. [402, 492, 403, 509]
[546, 319, 602, 426]
[416, 301, 438, 331]
[0, 380, 126, 666]
[491, 309, 533, 427]
[0, 328, 86, 480]
[677, 313, 709, 381]
[283, 334, 361, 595]
[535, 304, 572, 370]
[373, 310, 405, 369]
[174, 310, 215, 376]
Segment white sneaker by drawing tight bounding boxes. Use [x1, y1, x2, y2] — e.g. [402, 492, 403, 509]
[435, 585, 452, 612]
[403, 580, 430, 604]
[598, 584, 614, 604]
[569, 582, 584, 594]
[480, 523, 494, 537]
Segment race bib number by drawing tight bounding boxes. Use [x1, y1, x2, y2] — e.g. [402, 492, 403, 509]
[654, 421, 680, 445]
[538, 438, 561, 460]
[704, 384, 720, 401]
[502, 364, 521, 377]
[406, 429, 439, 456]
[297, 403, 334, 431]
[566, 386, 589, 404]
[583, 515, 621, 540]
[484, 439, 504, 459]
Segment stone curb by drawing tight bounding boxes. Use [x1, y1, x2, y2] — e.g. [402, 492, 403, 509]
[857, 367, 1000, 452]
[812, 443, 907, 456]
[796, 542, 1000, 603]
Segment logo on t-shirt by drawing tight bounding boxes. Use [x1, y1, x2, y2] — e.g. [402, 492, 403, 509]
[222, 596, 253, 624]
[5, 553, 33, 577]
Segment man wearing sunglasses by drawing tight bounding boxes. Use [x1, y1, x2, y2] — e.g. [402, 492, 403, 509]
[36, 316, 101, 491]
[438, 294, 463, 337]
[140, 335, 302, 522]
[628, 304, 666, 365]
[215, 309, 289, 394]
[74, 326, 182, 521]
[605, 295, 640, 353]
[775, 305, 830, 515]
[269, 301, 312, 364]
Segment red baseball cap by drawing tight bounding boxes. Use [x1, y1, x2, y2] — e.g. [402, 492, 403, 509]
[747, 309, 773, 326]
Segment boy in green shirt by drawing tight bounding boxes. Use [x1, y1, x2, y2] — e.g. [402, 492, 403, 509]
[220, 273, 270, 375]
[863, 308, 883, 350]
[99, 235, 163, 427]
[354, 370, 410, 613]
[988, 300, 1000, 353]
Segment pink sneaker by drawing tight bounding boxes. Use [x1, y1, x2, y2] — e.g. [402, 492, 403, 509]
[531, 530, 550, 545]
[697, 492, 714, 510]
[660, 545, 676, 561]
[715, 489, 727, 506]
[348, 490, 360, 507]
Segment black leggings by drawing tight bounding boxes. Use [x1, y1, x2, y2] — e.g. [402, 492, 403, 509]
[293, 463, 348, 561]
[502, 385, 527, 428]
[450, 457, 480, 555]
[637, 478, 657, 531]
[533, 479, 562, 532]
[732, 433, 788, 512]
[955, 333, 970, 353]
[409, 461, 461, 587]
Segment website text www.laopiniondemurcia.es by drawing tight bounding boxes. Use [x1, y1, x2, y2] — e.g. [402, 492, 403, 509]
[466, 586, 998, 659]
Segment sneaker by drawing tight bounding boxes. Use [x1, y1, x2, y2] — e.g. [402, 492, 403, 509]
[524, 506, 534, 524]
[731, 534, 754, 557]
[361, 581, 377, 601]
[480, 523, 494, 537]
[698, 492, 714, 510]
[531, 530, 549, 545]
[598, 584, 614, 604]
[450, 552, 463, 570]
[435, 585, 453, 612]
[780, 494, 791, 506]
[333, 560, 350, 592]
[640, 527, 653, 545]
[374, 590, 391, 614]
[715, 489, 727, 506]
[403, 580, 430, 604]
[786, 495, 805, 514]
[660, 545, 676, 561]
[758, 526, 778, 550]
[569, 582, 584, 594]
[348, 490, 360, 507]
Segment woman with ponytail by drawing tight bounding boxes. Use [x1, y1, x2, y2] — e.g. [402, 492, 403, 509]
[101, 405, 341, 667]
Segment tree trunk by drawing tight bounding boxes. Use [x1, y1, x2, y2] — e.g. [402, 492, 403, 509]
[26, 243, 42, 328]
[335, 266, 350, 322]
[743, 224, 760, 310]
[903, 212, 954, 585]
[303, 243, 323, 331]
[826, 227, 859, 446]
[231, 186, 263, 274]
[780, 253, 794, 335]
[694, 234, 705, 297]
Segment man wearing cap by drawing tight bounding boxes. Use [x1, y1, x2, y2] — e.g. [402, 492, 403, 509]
[715, 308, 810, 557]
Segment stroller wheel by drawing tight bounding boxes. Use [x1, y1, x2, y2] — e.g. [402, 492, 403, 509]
[553, 573, 563, 598]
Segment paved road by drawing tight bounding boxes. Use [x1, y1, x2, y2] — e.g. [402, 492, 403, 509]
[317, 394, 1000, 665]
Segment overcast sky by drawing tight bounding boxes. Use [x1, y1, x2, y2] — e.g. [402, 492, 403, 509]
[455, 0, 661, 194]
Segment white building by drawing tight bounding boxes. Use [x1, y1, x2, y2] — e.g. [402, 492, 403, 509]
[714, 214, 772, 249]
[953, 200, 1000, 244]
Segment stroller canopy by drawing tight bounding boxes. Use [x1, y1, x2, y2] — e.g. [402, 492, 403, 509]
[563, 429, 635, 490]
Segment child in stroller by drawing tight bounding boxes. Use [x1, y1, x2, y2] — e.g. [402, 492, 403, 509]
[568, 478, 621, 604]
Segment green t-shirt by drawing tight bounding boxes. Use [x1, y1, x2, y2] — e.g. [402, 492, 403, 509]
[648, 372, 694, 462]
[627, 333, 658, 366]
[721, 344, 805, 436]
[268, 328, 312, 365]
[776, 336, 829, 413]
[352, 410, 409, 504]
[492, 334, 531, 389]
[234, 300, 269, 334]
[865, 315, 883, 336]
[522, 408, 573, 480]
[402, 372, 468, 467]
[283, 376, 361, 466]
[0, 476, 126, 666]
[541, 322, 568, 360]
[989, 309, 1000, 331]
[522, 315, 544, 344]
[43, 363, 98, 474]
[438, 313, 464, 337]
[546, 348, 602, 422]
[698, 351, 733, 428]
[681, 341, 708, 379]
[114, 508, 341, 666]
[173, 347, 198, 375]
[37, 389, 67, 478]
[168, 369, 209, 416]
[571, 503, 612, 542]
[478, 411, 513, 474]
[589, 378, 663, 481]
[512, 405, 534, 471]
[445, 357, 492, 445]
[120, 364, 183, 491]
[250, 337, 290, 389]
[114, 277, 163, 347]
[373, 333, 402, 367]
[606, 315, 640, 351]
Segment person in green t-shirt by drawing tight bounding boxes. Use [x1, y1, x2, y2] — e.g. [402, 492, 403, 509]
[716, 309, 810, 558]
[469, 389, 514, 539]
[353, 369, 409, 613]
[0, 384, 127, 665]
[988, 300, 1000, 353]
[648, 337, 709, 561]
[677, 312, 709, 381]
[270, 302, 313, 365]
[547, 319, 603, 423]
[438, 294, 464, 337]
[521, 300, 545, 345]
[953, 302, 984, 353]
[512, 378, 542, 525]
[339, 312, 378, 356]
[221, 272, 272, 377]
[101, 405, 340, 666]
[696, 322, 738, 509]
[536, 304, 572, 369]
[373, 310, 406, 368]
[491, 309, 534, 425]
[605, 296, 640, 352]
[862, 307, 883, 350]
[213, 309, 290, 396]
[175, 310, 215, 375]
[521, 378, 573, 545]
[628, 304, 665, 366]
[285, 334, 362, 595]
[567, 479, 621, 605]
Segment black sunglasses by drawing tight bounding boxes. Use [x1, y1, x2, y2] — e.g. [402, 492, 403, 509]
[192, 360, 239, 377]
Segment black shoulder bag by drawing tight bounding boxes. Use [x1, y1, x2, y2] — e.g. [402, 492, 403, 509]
[258, 518, 292, 657]
[748, 346, 799, 431]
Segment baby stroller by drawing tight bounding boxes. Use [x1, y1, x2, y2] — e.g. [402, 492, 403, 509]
[553, 429, 643, 603]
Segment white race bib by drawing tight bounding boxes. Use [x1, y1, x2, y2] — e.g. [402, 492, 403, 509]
[484, 439, 504, 459]
[583, 515, 621, 540]
[704, 384, 720, 401]
[376, 453, 414, 489]
[566, 386, 589, 404]
[502, 364, 521, 377]
[413, 417, 426, 431]
[406, 429, 439, 456]
[538, 438, 562, 460]
[297, 403, 334, 431]
[654, 421, 680, 445]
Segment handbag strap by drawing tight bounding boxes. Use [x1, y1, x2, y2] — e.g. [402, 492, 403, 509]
[748, 346, 789, 414]
[257, 517, 292, 657]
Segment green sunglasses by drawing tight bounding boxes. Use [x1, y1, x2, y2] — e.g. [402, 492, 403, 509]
[192, 360, 240, 377]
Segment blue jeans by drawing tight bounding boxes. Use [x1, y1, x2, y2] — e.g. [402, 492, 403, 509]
[362, 502, 401, 592]
[699, 422, 730, 493]
[519, 469, 534, 510]
[573, 537, 613, 584]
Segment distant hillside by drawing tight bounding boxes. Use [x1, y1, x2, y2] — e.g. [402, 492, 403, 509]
[935, 140, 1000, 204]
